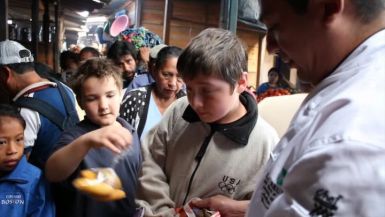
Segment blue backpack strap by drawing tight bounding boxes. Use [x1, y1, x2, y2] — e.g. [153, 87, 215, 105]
[14, 80, 79, 130]
[55, 80, 79, 127]
[14, 97, 66, 130]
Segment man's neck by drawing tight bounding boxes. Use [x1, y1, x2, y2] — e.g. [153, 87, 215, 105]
[13, 70, 48, 94]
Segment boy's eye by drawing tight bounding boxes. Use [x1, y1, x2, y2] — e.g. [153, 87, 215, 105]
[162, 72, 171, 78]
[16, 137, 24, 144]
[85, 97, 96, 102]
[202, 88, 214, 94]
[0, 140, 6, 145]
[107, 93, 115, 98]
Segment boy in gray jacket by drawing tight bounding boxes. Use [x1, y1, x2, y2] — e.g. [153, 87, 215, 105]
[136, 28, 279, 217]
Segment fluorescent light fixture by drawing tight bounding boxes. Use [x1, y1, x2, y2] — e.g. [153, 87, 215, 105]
[7, 20, 12, 24]
[81, 25, 89, 31]
[77, 11, 90, 18]
[86, 16, 107, 23]
[92, 0, 102, 3]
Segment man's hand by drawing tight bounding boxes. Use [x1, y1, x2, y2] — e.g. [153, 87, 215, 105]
[139, 47, 150, 63]
[190, 195, 249, 217]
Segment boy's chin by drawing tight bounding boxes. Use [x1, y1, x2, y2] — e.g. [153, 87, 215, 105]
[97, 118, 117, 127]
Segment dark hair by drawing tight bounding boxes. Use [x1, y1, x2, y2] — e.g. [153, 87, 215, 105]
[155, 46, 183, 71]
[107, 41, 138, 61]
[71, 58, 123, 102]
[80, 47, 100, 58]
[177, 28, 248, 90]
[287, 0, 309, 14]
[0, 104, 26, 129]
[34, 62, 62, 81]
[60, 50, 80, 70]
[5, 62, 35, 74]
[352, 0, 385, 23]
[268, 67, 279, 76]
[288, 0, 385, 22]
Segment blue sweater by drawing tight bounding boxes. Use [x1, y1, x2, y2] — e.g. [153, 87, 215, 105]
[0, 156, 55, 217]
[51, 117, 142, 217]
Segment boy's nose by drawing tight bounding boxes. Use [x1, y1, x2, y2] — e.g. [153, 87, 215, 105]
[6, 143, 18, 155]
[99, 98, 109, 111]
[189, 94, 203, 110]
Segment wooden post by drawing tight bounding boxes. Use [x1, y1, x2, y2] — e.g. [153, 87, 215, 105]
[31, 0, 39, 59]
[228, 0, 238, 33]
[53, 0, 60, 72]
[43, 0, 50, 64]
[256, 33, 265, 86]
[0, 0, 8, 41]
[220, 0, 238, 33]
[162, 0, 172, 44]
[135, 0, 142, 27]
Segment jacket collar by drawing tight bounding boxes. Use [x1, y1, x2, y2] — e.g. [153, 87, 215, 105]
[182, 92, 258, 146]
[0, 156, 30, 184]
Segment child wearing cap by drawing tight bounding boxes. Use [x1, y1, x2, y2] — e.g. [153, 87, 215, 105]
[0, 104, 55, 217]
[45, 58, 142, 217]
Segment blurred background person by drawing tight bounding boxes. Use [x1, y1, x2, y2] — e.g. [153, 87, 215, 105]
[107, 41, 155, 93]
[59, 50, 80, 84]
[120, 46, 185, 140]
[79, 46, 100, 61]
[256, 67, 297, 102]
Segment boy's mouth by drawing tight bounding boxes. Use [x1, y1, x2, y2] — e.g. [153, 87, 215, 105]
[4, 159, 18, 167]
[100, 112, 112, 116]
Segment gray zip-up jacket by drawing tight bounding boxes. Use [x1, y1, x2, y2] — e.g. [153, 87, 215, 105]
[136, 93, 279, 216]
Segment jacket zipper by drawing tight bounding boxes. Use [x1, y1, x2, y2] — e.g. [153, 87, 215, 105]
[182, 128, 215, 205]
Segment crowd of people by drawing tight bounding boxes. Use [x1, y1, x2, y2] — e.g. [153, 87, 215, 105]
[0, 0, 384, 216]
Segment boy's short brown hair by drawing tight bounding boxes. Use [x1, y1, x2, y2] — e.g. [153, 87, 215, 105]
[71, 58, 123, 103]
[177, 28, 248, 90]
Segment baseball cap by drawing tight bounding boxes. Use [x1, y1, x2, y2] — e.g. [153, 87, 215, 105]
[150, 44, 168, 59]
[0, 40, 34, 65]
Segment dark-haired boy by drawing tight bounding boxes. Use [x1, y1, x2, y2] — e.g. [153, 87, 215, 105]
[136, 28, 279, 216]
[0, 104, 55, 217]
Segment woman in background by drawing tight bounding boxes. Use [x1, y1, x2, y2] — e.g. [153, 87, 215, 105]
[120, 46, 185, 140]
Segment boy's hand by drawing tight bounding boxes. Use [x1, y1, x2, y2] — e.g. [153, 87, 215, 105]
[190, 195, 249, 217]
[85, 123, 132, 154]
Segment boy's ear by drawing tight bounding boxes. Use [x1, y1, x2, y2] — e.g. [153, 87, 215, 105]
[236, 72, 248, 93]
[317, 0, 344, 25]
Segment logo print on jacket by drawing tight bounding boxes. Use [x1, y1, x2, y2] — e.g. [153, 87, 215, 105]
[218, 175, 240, 194]
[309, 188, 343, 217]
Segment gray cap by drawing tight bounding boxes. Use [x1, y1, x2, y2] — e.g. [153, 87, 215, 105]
[0, 40, 34, 65]
[150, 44, 168, 59]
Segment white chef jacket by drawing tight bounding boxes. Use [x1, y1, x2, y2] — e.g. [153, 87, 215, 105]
[246, 29, 385, 217]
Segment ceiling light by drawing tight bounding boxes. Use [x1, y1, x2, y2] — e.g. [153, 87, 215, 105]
[77, 11, 90, 18]
[86, 16, 107, 23]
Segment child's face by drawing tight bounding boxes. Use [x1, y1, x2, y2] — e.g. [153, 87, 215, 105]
[185, 73, 247, 124]
[0, 117, 24, 173]
[80, 76, 122, 127]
